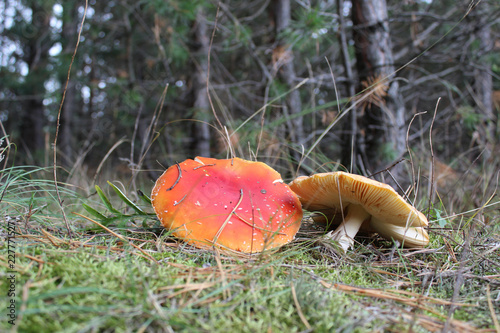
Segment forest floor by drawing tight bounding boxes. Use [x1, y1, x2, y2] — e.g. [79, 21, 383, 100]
[1, 164, 499, 333]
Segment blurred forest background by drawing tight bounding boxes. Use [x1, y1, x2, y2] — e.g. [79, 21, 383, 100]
[1, 0, 499, 190]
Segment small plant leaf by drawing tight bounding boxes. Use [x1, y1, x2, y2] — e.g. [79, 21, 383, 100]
[137, 189, 152, 205]
[95, 185, 121, 214]
[82, 203, 113, 226]
[435, 210, 447, 228]
[107, 181, 147, 215]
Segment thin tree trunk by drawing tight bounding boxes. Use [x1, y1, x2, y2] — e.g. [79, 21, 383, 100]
[473, 2, 495, 156]
[20, 2, 52, 158]
[21, 98, 44, 155]
[59, 3, 79, 166]
[273, 0, 305, 162]
[338, 0, 359, 173]
[352, 0, 406, 178]
[192, 9, 211, 157]
[60, 81, 76, 165]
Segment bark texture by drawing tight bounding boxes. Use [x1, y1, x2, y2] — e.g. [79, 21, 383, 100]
[19, 2, 52, 156]
[473, 2, 496, 156]
[59, 3, 79, 165]
[352, 0, 406, 176]
[273, 0, 305, 159]
[192, 9, 212, 157]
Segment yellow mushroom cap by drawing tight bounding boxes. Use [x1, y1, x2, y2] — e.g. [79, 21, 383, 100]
[289, 172, 429, 247]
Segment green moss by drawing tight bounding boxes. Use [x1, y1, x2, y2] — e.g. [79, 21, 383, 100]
[1, 164, 498, 332]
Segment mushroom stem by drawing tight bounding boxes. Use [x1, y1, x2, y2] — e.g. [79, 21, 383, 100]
[327, 204, 370, 252]
[374, 225, 429, 248]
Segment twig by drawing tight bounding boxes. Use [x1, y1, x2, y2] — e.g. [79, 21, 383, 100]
[0, 120, 11, 170]
[337, 0, 358, 173]
[166, 163, 182, 191]
[486, 284, 500, 333]
[211, 189, 244, 245]
[52, 0, 88, 237]
[368, 158, 406, 179]
[132, 83, 169, 187]
[93, 137, 128, 184]
[206, 3, 223, 131]
[406, 111, 427, 197]
[214, 249, 230, 300]
[300, 56, 373, 172]
[291, 282, 312, 330]
[443, 220, 473, 332]
[427, 97, 440, 213]
[173, 194, 187, 206]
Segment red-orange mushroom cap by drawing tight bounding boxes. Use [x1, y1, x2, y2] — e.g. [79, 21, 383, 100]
[151, 157, 303, 253]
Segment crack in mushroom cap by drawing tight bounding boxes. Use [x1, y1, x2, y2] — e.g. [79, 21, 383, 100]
[289, 172, 429, 246]
[151, 157, 303, 253]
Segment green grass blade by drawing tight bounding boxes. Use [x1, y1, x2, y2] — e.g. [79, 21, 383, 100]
[137, 189, 152, 205]
[82, 203, 112, 225]
[95, 184, 120, 214]
[107, 181, 147, 215]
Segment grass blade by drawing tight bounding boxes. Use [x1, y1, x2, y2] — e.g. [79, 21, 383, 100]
[95, 184, 120, 214]
[82, 203, 112, 225]
[107, 181, 147, 215]
[137, 189, 152, 205]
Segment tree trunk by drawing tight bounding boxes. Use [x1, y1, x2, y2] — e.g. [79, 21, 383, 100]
[273, 0, 305, 162]
[473, 2, 496, 156]
[351, 0, 406, 178]
[192, 9, 211, 157]
[338, 0, 359, 173]
[58, 3, 79, 166]
[19, 2, 52, 158]
[21, 97, 45, 155]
